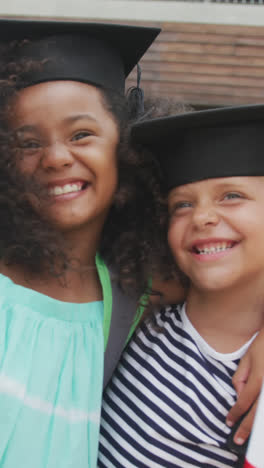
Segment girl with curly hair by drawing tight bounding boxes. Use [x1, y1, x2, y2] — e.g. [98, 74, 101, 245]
[0, 17, 169, 468]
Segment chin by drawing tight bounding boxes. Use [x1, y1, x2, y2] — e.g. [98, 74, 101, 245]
[42, 214, 81, 231]
[43, 207, 89, 226]
[192, 274, 235, 293]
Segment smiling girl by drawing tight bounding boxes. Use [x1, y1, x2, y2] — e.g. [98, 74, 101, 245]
[0, 18, 163, 468]
[99, 105, 264, 467]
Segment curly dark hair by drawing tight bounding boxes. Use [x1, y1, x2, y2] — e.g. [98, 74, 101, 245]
[0, 39, 170, 297]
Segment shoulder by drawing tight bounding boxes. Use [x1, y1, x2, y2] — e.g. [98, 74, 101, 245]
[0, 263, 14, 288]
[136, 303, 183, 338]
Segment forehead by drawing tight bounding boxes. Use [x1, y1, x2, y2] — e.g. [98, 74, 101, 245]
[9, 81, 111, 125]
[168, 176, 264, 198]
[13, 81, 103, 105]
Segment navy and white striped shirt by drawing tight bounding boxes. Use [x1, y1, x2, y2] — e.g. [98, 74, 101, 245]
[99, 304, 255, 467]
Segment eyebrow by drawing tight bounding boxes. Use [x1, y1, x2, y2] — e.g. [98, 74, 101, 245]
[209, 180, 248, 192]
[13, 113, 98, 133]
[213, 182, 244, 189]
[63, 113, 98, 124]
[169, 181, 250, 203]
[14, 125, 37, 134]
[169, 188, 193, 199]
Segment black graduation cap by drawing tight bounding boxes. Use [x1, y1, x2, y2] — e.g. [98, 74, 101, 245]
[0, 18, 160, 93]
[131, 104, 264, 191]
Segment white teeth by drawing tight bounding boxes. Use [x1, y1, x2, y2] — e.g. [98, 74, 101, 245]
[196, 242, 233, 254]
[49, 183, 83, 196]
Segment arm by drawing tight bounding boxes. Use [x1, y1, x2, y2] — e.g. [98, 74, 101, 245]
[152, 279, 263, 447]
[153, 277, 264, 447]
[226, 327, 264, 445]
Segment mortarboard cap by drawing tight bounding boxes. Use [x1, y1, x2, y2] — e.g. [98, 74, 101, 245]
[0, 18, 160, 93]
[131, 104, 264, 191]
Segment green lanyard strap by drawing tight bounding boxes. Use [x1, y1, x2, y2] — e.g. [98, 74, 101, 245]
[96, 253, 150, 357]
[95, 253, 112, 351]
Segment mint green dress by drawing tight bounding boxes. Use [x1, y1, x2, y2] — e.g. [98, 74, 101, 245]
[0, 254, 112, 468]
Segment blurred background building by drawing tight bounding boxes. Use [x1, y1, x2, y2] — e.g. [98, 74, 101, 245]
[1, 0, 264, 108]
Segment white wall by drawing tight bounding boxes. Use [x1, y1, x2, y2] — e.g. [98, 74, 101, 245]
[1, 0, 264, 26]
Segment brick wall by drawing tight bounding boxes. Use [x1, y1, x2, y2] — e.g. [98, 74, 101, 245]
[127, 21, 264, 108]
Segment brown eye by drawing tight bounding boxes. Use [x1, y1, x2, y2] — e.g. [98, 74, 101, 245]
[16, 139, 42, 156]
[19, 140, 41, 149]
[72, 131, 92, 141]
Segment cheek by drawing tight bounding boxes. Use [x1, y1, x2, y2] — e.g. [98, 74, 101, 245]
[228, 210, 262, 243]
[100, 145, 118, 182]
[107, 165, 118, 200]
[167, 221, 183, 258]
[168, 216, 192, 269]
[15, 154, 39, 175]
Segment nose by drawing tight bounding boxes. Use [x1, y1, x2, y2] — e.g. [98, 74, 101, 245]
[41, 142, 74, 171]
[192, 203, 219, 229]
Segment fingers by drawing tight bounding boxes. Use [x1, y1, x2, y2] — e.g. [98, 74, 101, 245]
[232, 354, 250, 396]
[227, 355, 252, 427]
[227, 376, 260, 429]
[226, 330, 264, 446]
[231, 401, 257, 446]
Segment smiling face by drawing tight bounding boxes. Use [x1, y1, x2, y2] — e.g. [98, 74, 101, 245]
[167, 176, 264, 293]
[9, 80, 119, 234]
